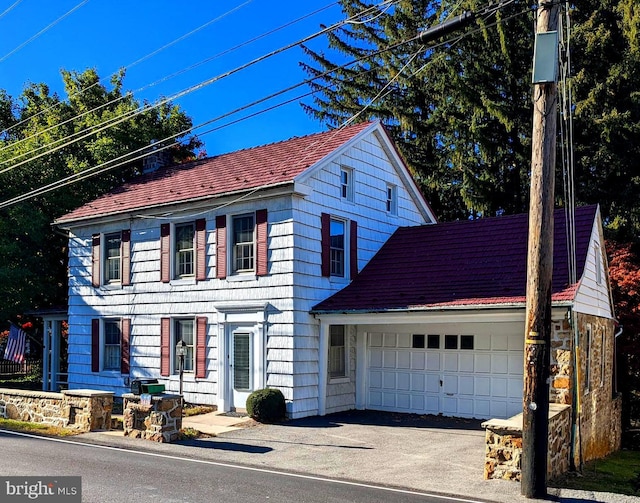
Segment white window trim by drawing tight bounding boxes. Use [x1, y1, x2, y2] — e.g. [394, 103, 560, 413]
[386, 183, 398, 215]
[329, 216, 349, 280]
[103, 232, 122, 286]
[101, 318, 122, 373]
[174, 222, 196, 280]
[340, 166, 354, 202]
[328, 325, 349, 383]
[230, 212, 257, 276]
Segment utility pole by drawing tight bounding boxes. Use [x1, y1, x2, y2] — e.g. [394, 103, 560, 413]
[521, 0, 560, 498]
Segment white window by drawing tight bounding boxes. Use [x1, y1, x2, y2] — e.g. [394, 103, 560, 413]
[175, 223, 195, 278]
[340, 167, 354, 202]
[174, 319, 195, 373]
[329, 325, 347, 379]
[104, 233, 122, 284]
[330, 219, 345, 277]
[386, 184, 397, 214]
[232, 214, 255, 273]
[103, 320, 121, 371]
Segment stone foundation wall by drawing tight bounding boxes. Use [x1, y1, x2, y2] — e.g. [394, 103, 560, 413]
[123, 394, 182, 442]
[0, 388, 113, 431]
[483, 404, 571, 481]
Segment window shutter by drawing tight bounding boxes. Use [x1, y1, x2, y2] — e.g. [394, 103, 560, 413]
[91, 235, 100, 287]
[160, 317, 170, 377]
[160, 223, 171, 283]
[196, 316, 207, 379]
[256, 209, 268, 276]
[121, 318, 131, 375]
[122, 230, 131, 286]
[350, 220, 358, 279]
[195, 218, 207, 281]
[91, 319, 100, 372]
[216, 215, 227, 279]
[321, 213, 331, 277]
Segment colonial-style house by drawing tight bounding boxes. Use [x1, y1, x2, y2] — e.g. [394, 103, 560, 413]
[54, 121, 436, 419]
[312, 204, 621, 464]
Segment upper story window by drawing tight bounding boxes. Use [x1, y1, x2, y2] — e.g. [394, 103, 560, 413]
[103, 319, 121, 371]
[92, 230, 131, 287]
[340, 167, 354, 202]
[104, 233, 122, 283]
[175, 223, 195, 278]
[233, 214, 255, 273]
[330, 219, 345, 277]
[386, 184, 398, 215]
[321, 213, 358, 280]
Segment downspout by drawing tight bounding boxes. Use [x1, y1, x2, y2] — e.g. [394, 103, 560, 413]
[568, 307, 583, 472]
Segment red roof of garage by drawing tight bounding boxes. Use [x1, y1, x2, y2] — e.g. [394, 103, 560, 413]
[313, 205, 598, 312]
[56, 122, 374, 224]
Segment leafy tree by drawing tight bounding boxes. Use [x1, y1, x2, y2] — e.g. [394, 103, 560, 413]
[0, 69, 201, 323]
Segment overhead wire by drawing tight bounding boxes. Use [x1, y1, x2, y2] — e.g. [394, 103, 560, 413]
[0, 0, 24, 21]
[0, 0, 89, 64]
[0, 0, 396, 173]
[0, 0, 257, 139]
[0, 1, 532, 210]
[0, 1, 338, 157]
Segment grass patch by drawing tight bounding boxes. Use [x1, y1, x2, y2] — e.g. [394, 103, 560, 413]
[0, 417, 80, 437]
[183, 404, 215, 417]
[550, 450, 640, 496]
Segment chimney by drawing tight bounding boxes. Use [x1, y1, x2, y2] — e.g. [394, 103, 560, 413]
[142, 141, 171, 174]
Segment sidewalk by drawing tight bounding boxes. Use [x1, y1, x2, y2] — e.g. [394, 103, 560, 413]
[89, 410, 637, 503]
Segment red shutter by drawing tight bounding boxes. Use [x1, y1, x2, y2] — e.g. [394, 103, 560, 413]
[160, 318, 171, 377]
[196, 317, 207, 379]
[321, 213, 331, 277]
[91, 235, 100, 287]
[216, 215, 227, 279]
[121, 318, 131, 375]
[350, 220, 358, 279]
[256, 209, 268, 276]
[91, 319, 100, 372]
[195, 218, 207, 281]
[122, 230, 131, 286]
[160, 223, 171, 283]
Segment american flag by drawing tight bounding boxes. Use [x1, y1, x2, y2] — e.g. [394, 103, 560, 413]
[3, 325, 26, 363]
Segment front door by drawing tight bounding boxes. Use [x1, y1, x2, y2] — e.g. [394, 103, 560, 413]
[230, 330, 253, 411]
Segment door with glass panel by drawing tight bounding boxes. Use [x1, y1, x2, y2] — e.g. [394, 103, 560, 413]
[229, 329, 253, 410]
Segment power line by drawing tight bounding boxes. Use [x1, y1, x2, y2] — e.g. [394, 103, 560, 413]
[0, 0, 24, 21]
[0, 3, 532, 210]
[0, 0, 89, 64]
[0, 0, 256, 138]
[0, 0, 397, 173]
[0, 1, 339, 157]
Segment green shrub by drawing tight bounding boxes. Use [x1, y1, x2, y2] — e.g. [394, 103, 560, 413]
[246, 388, 286, 423]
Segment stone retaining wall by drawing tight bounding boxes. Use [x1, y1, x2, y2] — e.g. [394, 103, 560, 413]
[483, 403, 571, 481]
[0, 388, 113, 431]
[123, 393, 182, 443]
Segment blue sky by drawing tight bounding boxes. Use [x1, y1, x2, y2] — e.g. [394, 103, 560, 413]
[0, 0, 347, 155]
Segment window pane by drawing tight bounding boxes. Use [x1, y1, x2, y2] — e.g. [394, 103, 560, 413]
[427, 334, 440, 349]
[329, 325, 346, 378]
[330, 219, 345, 277]
[234, 333, 251, 390]
[233, 215, 254, 272]
[175, 224, 194, 277]
[461, 335, 474, 350]
[104, 321, 121, 370]
[412, 334, 425, 349]
[445, 335, 458, 350]
[104, 233, 121, 283]
[175, 319, 195, 372]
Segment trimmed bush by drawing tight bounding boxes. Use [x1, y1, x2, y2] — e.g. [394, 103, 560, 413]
[246, 388, 286, 423]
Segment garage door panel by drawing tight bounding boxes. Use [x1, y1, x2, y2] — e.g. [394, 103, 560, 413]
[443, 397, 457, 414]
[369, 333, 383, 347]
[508, 378, 523, 399]
[411, 395, 425, 411]
[459, 353, 474, 372]
[426, 353, 440, 370]
[475, 376, 490, 396]
[383, 371, 395, 389]
[369, 349, 383, 368]
[397, 351, 411, 369]
[426, 395, 439, 414]
[383, 392, 396, 407]
[475, 400, 490, 418]
[475, 354, 491, 373]
[369, 390, 382, 407]
[369, 370, 382, 388]
[492, 377, 507, 397]
[397, 372, 410, 390]
[426, 373, 440, 392]
[444, 353, 458, 371]
[459, 375, 474, 395]
[490, 400, 507, 418]
[459, 398, 474, 416]
[383, 334, 396, 347]
[411, 374, 425, 392]
[396, 393, 410, 409]
[397, 334, 411, 348]
[508, 354, 522, 374]
[443, 375, 458, 394]
[411, 352, 425, 370]
[491, 354, 509, 374]
[507, 401, 521, 417]
[492, 334, 509, 350]
[383, 351, 396, 368]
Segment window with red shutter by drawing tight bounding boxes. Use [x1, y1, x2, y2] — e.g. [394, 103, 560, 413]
[91, 235, 100, 287]
[122, 230, 131, 286]
[196, 317, 207, 378]
[216, 215, 227, 279]
[160, 318, 171, 377]
[160, 224, 171, 283]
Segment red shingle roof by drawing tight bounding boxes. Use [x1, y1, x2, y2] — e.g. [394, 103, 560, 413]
[56, 122, 375, 224]
[313, 205, 598, 312]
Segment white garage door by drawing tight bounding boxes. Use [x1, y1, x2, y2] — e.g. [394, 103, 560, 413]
[367, 330, 523, 419]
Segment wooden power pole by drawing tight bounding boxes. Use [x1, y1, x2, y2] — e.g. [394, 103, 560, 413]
[521, 0, 561, 498]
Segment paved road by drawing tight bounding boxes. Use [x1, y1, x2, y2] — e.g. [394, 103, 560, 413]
[0, 430, 487, 503]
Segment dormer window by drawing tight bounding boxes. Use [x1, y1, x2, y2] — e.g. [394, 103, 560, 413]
[340, 167, 354, 202]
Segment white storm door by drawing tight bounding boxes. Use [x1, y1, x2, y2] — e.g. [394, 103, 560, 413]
[230, 330, 253, 410]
